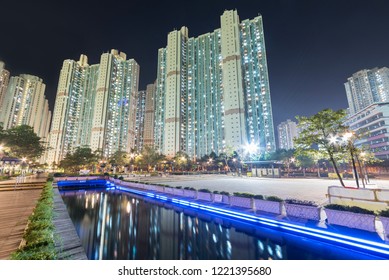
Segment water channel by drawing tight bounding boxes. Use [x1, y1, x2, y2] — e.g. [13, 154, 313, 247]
[58, 184, 385, 260]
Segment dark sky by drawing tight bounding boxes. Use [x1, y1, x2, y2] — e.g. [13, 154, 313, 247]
[1, 0, 389, 128]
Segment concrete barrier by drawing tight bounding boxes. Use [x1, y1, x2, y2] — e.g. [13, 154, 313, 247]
[328, 186, 389, 211]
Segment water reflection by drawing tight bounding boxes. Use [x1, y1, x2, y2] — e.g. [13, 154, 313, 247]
[60, 189, 377, 260]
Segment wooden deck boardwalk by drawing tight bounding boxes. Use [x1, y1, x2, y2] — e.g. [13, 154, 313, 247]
[0, 189, 42, 259]
[53, 188, 88, 260]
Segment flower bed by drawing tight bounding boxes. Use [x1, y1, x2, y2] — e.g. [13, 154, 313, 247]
[230, 195, 252, 209]
[285, 199, 321, 221]
[197, 192, 212, 201]
[254, 196, 283, 215]
[325, 204, 376, 232]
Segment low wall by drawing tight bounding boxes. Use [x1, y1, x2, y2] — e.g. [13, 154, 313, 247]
[54, 176, 103, 182]
[328, 186, 389, 211]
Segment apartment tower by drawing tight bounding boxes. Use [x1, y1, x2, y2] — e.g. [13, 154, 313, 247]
[47, 50, 139, 165]
[155, 10, 275, 159]
[0, 74, 51, 140]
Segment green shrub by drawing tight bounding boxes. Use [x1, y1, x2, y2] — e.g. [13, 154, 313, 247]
[379, 209, 389, 217]
[325, 204, 375, 215]
[253, 194, 264, 200]
[198, 188, 211, 193]
[10, 182, 57, 260]
[220, 191, 230, 196]
[175, 186, 182, 189]
[265, 196, 283, 202]
[118, 176, 124, 180]
[113, 174, 118, 179]
[184, 187, 196, 191]
[104, 172, 109, 176]
[233, 192, 254, 198]
[285, 199, 317, 207]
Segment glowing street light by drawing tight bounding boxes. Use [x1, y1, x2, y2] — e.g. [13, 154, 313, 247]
[244, 143, 258, 154]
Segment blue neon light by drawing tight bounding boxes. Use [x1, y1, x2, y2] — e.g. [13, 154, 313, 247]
[74, 181, 389, 257]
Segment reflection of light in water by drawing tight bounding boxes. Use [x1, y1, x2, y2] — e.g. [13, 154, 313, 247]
[227, 240, 232, 253]
[218, 224, 222, 232]
[275, 245, 283, 259]
[258, 241, 264, 253]
[192, 227, 196, 234]
[85, 197, 88, 209]
[213, 234, 218, 243]
[188, 216, 192, 228]
[267, 245, 273, 256]
[126, 201, 131, 213]
[132, 198, 135, 204]
[92, 196, 95, 208]
[206, 224, 209, 232]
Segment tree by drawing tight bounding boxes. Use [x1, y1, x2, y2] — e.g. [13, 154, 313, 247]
[2, 125, 46, 160]
[295, 109, 348, 187]
[173, 151, 190, 171]
[139, 145, 166, 171]
[108, 150, 128, 173]
[59, 147, 98, 173]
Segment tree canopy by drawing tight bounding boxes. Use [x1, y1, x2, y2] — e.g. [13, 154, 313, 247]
[0, 125, 46, 160]
[295, 109, 349, 186]
[59, 147, 98, 173]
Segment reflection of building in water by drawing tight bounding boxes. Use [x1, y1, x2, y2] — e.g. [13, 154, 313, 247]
[62, 190, 286, 260]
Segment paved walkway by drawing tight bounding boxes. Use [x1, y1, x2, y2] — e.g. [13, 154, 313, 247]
[128, 174, 389, 205]
[53, 188, 88, 260]
[0, 189, 42, 259]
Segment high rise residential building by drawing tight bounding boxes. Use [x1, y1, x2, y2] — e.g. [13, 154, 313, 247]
[143, 83, 156, 147]
[47, 55, 97, 164]
[154, 9, 275, 159]
[346, 102, 389, 159]
[277, 119, 298, 150]
[90, 50, 139, 159]
[0, 61, 10, 121]
[47, 50, 139, 165]
[345, 67, 389, 115]
[0, 74, 51, 140]
[135, 90, 146, 152]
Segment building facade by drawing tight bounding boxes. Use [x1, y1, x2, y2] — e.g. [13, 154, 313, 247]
[277, 119, 298, 150]
[143, 83, 156, 147]
[90, 50, 139, 159]
[345, 67, 389, 115]
[135, 90, 146, 152]
[47, 50, 139, 165]
[0, 74, 51, 140]
[154, 10, 275, 159]
[346, 102, 389, 159]
[0, 61, 10, 123]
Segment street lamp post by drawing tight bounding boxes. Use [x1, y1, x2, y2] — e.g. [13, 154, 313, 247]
[343, 132, 360, 189]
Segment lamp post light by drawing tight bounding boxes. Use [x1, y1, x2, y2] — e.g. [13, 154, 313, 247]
[330, 132, 360, 188]
[342, 132, 360, 189]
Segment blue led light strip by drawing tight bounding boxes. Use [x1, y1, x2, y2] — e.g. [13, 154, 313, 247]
[113, 184, 389, 257]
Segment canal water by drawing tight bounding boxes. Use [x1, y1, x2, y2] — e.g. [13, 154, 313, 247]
[60, 188, 381, 260]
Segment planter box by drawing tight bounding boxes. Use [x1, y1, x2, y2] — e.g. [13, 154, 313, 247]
[173, 189, 184, 196]
[325, 209, 376, 232]
[183, 190, 197, 199]
[254, 199, 283, 215]
[379, 216, 389, 239]
[164, 187, 174, 195]
[222, 195, 230, 204]
[155, 186, 165, 193]
[230, 196, 253, 209]
[213, 194, 223, 203]
[197, 192, 212, 202]
[285, 204, 322, 221]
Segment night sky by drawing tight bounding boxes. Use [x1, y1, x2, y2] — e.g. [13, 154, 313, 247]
[1, 0, 389, 128]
